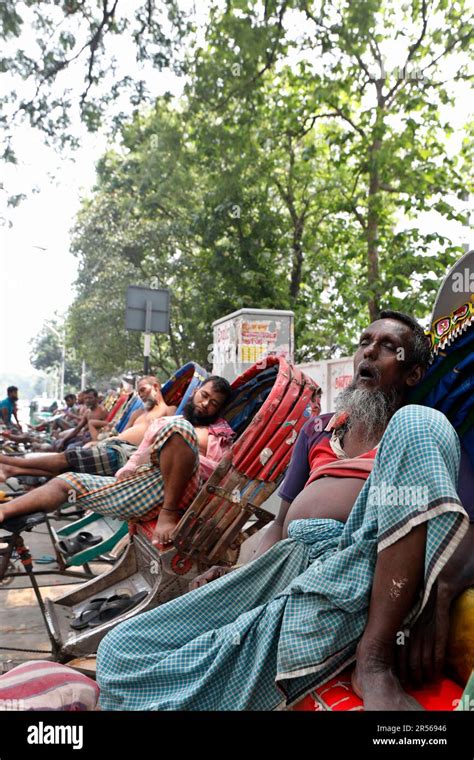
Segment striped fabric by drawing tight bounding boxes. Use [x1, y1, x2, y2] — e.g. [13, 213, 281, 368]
[57, 418, 200, 522]
[96, 405, 468, 711]
[0, 661, 99, 711]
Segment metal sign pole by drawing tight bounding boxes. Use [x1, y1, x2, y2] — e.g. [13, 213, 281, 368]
[125, 286, 170, 372]
[143, 300, 152, 373]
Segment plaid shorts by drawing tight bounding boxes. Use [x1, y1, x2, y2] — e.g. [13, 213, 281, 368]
[64, 439, 137, 477]
[58, 418, 200, 521]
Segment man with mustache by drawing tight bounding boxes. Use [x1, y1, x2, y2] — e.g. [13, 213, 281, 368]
[0, 377, 176, 481]
[0, 377, 234, 548]
[96, 310, 473, 712]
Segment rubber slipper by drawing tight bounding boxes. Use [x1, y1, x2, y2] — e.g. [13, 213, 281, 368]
[16, 475, 49, 486]
[58, 531, 103, 557]
[70, 597, 110, 630]
[70, 594, 131, 630]
[34, 554, 56, 564]
[87, 591, 148, 628]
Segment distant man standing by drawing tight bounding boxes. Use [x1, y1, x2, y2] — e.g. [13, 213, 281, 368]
[0, 387, 21, 430]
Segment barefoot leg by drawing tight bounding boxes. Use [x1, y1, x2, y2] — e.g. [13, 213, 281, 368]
[0, 451, 67, 475]
[0, 463, 54, 479]
[0, 478, 70, 522]
[353, 523, 427, 710]
[151, 434, 197, 548]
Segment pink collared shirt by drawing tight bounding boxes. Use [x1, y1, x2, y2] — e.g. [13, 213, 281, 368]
[115, 416, 234, 481]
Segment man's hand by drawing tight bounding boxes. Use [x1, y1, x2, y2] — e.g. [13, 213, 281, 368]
[398, 524, 474, 686]
[115, 469, 136, 483]
[397, 582, 451, 687]
[189, 565, 233, 590]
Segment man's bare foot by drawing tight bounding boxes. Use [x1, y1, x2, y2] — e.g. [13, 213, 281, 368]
[151, 509, 182, 549]
[353, 650, 424, 710]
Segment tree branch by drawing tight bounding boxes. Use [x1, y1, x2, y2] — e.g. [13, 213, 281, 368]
[406, 0, 429, 63]
[379, 182, 408, 193]
[325, 103, 366, 138]
[80, 0, 119, 107]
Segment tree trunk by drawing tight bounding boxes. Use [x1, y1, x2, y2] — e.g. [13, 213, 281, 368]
[167, 326, 182, 369]
[366, 100, 384, 321]
[289, 217, 304, 300]
[367, 147, 380, 321]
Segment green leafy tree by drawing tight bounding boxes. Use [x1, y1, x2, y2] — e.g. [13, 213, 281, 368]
[188, 0, 473, 333]
[66, 0, 474, 375]
[0, 0, 190, 164]
[30, 318, 83, 389]
[67, 77, 355, 373]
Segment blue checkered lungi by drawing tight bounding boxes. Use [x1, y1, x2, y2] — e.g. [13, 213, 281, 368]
[97, 405, 469, 710]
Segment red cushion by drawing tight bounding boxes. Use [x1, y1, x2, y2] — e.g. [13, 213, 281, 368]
[0, 661, 99, 711]
[292, 668, 463, 711]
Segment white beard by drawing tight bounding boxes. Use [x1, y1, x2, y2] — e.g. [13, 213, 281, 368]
[334, 385, 401, 442]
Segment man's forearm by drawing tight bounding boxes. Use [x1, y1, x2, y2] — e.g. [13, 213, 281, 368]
[252, 498, 292, 561]
[66, 413, 82, 424]
[253, 521, 284, 560]
[438, 523, 474, 599]
[68, 417, 86, 439]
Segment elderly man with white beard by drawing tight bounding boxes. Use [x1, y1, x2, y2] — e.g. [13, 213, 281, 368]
[96, 310, 474, 712]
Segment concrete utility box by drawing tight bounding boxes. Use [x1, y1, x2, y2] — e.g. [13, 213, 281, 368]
[297, 357, 353, 414]
[212, 308, 294, 382]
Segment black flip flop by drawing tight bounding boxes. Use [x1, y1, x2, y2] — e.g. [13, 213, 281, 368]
[58, 531, 103, 557]
[70, 594, 129, 630]
[70, 597, 109, 630]
[87, 591, 148, 628]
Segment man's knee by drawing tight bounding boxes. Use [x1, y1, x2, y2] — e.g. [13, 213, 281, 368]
[386, 404, 459, 453]
[50, 476, 70, 493]
[97, 619, 131, 669]
[163, 433, 197, 468]
[57, 452, 68, 468]
[153, 419, 198, 461]
[389, 404, 454, 433]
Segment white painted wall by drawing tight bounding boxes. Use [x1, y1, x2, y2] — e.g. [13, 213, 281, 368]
[297, 358, 354, 414]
